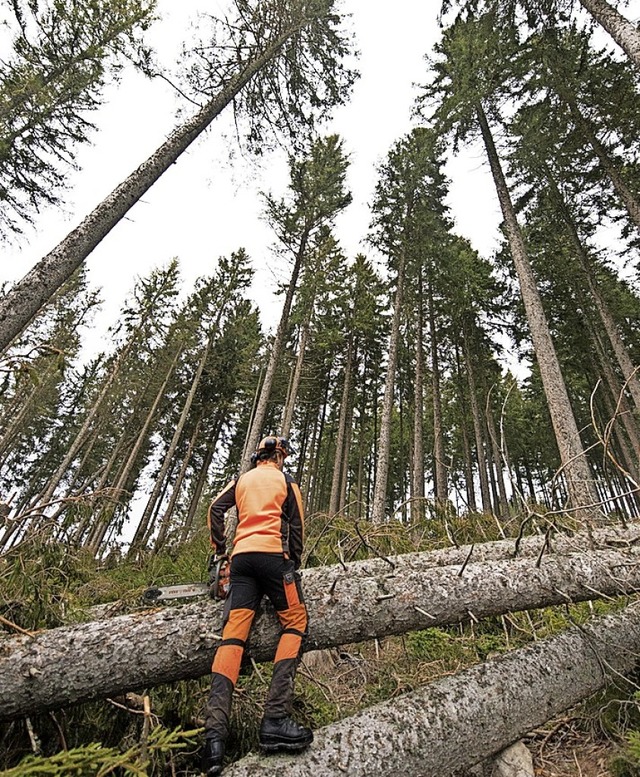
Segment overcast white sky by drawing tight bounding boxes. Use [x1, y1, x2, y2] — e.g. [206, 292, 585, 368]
[3, 0, 501, 348]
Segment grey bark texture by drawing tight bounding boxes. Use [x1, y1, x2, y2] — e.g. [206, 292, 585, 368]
[1, 522, 640, 720]
[371, 251, 405, 524]
[224, 603, 640, 776]
[579, 0, 640, 70]
[476, 104, 599, 515]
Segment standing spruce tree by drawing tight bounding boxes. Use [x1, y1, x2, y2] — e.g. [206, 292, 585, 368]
[0, 0, 155, 237]
[0, 0, 356, 352]
[32, 263, 179, 512]
[424, 12, 600, 516]
[126, 250, 255, 556]
[242, 134, 351, 468]
[369, 128, 450, 524]
[327, 254, 386, 517]
[0, 271, 99, 547]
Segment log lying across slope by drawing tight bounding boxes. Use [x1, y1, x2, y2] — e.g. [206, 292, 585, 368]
[1, 523, 639, 721]
[225, 602, 640, 777]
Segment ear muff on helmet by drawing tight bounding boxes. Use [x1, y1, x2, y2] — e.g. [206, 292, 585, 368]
[253, 435, 294, 464]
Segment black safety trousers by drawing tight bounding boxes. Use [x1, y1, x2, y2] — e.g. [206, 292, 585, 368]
[204, 552, 308, 739]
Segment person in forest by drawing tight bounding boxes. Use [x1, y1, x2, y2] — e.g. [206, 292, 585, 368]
[201, 435, 312, 776]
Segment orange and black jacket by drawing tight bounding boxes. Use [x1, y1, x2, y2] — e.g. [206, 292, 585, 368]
[207, 461, 305, 568]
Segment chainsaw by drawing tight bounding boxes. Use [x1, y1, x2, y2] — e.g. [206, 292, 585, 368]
[142, 556, 230, 604]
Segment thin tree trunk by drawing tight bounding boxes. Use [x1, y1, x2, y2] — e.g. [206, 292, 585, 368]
[179, 437, 216, 544]
[579, 0, 640, 69]
[462, 320, 492, 514]
[591, 331, 640, 483]
[3, 523, 640, 720]
[428, 283, 448, 507]
[329, 338, 354, 515]
[411, 272, 425, 522]
[564, 95, 640, 232]
[372, 252, 406, 524]
[546, 167, 640, 409]
[154, 420, 201, 552]
[486, 402, 510, 518]
[0, 25, 309, 352]
[477, 104, 599, 517]
[305, 374, 330, 513]
[126, 335, 213, 556]
[281, 314, 311, 438]
[338, 412, 353, 513]
[242, 230, 310, 471]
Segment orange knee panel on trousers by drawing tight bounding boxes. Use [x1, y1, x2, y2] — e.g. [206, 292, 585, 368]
[211, 607, 255, 683]
[274, 632, 303, 662]
[273, 602, 308, 662]
[277, 602, 308, 633]
[211, 644, 243, 684]
[222, 607, 255, 641]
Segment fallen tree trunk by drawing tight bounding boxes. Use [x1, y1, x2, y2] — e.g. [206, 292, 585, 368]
[2, 531, 640, 720]
[224, 602, 640, 777]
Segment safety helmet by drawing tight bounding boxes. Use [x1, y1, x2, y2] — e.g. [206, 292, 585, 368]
[252, 435, 293, 464]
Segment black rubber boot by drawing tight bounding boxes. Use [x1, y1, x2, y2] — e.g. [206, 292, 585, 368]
[259, 716, 313, 752]
[201, 737, 225, 776]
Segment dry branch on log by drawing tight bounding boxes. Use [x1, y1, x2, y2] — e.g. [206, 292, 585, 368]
[224, 603, 640, 777]
[2, 528, 640, 720]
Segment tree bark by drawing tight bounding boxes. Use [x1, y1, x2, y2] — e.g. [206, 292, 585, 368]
[411, 270, 426, 522]
[579, 0, 640, 70]
[224, 602, 640, 776]
[429, 281, 448, 507]
[280, 318, 310, 439]
[0, 24, 308, 352]
[462, 319, 493, 514]
[2, 522, 640, 720]
[372, 252, 405, 524]
[476, 104, 599, 517]
[329, 338, 354, 515]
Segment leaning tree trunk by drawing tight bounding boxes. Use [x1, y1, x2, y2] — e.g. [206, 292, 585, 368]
[2, 521, 640, 720]
[562, 94, 640, 233]
[579, 0, 640, 70]
[153, 419, 201, 552]
[224, 602, 640, 777]
[476, 104, 599, 517]
[126, 337, 213, 557]
[548, 172, 640, 411]
[371, 251, 406, 524]
[0, 25, 310, 353]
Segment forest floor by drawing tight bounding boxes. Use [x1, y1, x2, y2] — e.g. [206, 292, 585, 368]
[529, 727, 616, 776]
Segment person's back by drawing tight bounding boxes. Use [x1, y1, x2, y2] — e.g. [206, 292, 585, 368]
[233, 461, 295, 556]
[202, 436, 311, 776]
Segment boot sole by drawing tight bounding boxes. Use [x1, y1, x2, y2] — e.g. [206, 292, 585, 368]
[259, 738, 313, 753]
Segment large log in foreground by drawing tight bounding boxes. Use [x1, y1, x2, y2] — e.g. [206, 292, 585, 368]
[225, 603, 640, 777]
[2, 532, 640, 721]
